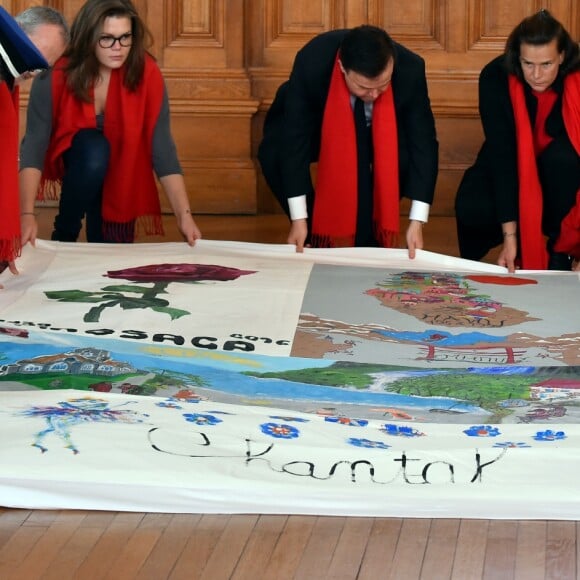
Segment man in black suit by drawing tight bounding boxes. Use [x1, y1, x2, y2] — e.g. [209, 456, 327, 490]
[258, 25, 438, 256]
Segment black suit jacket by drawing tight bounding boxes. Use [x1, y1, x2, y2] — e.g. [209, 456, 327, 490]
[258, 29, 439, 211]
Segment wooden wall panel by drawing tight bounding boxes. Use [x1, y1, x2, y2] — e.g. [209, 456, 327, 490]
[10, 1, 580, 219]
[374, 0, 445, 49]
[146, 0, 259, 214]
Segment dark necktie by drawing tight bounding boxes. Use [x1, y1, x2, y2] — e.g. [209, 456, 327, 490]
[353, 97, 374, 245]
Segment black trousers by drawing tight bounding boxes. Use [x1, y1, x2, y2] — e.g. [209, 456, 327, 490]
[455, 138, 579, 270]
[52, 129, 109, 243]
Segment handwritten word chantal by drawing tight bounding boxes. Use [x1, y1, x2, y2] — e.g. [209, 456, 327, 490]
[147, 428, 507, 485]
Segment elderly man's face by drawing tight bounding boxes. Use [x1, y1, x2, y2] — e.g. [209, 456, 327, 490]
[27, 23, 67, 66]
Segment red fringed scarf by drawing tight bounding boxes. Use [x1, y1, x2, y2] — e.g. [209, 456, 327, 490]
[508, 71, 580, 269]
[40, 55, 165, 241]
[554, 73, 580, 259]
[508, 75, 548, 269]
[554, 191, 580, 258]
[312, 57, 399, 248]
[0, 83, 20, 262]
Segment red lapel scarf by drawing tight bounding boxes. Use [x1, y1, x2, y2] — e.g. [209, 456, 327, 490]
[41, 55, 165, 241]
[0, 83, 20, 262]
[553, 72, 580, 258]
[508, 71, 580, 269]
[312, 56, 399, 247]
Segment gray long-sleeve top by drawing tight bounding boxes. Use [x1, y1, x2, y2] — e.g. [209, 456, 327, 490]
[20, 69, 182, 177]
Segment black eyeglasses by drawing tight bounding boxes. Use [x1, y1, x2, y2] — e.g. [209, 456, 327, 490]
[98, 33, 133, 49]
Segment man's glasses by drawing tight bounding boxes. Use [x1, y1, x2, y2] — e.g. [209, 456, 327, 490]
[98, 33, 133, 49]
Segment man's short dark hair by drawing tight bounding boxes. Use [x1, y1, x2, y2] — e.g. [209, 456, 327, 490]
[339, 25, 394, 78]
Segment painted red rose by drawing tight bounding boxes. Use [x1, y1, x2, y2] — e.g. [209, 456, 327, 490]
[105, 263, 256, 283]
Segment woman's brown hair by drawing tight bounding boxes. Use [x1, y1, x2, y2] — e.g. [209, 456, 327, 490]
[63, 0, 153, 101]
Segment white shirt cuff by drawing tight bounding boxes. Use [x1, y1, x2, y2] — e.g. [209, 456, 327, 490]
[288, 195, 308, 221]
[288, 196, 428, 222]
[409, 200, 430, 223]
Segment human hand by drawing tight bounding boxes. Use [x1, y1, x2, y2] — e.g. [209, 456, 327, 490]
[497, 235, 518, 273]
[572, 259, 580, 272]
[406, 220, 424, 259]
[20, 213, 38, 247]
[0, 261, 19, 289]
[177, 212, 202, 246]
[287, 219, 308, 253]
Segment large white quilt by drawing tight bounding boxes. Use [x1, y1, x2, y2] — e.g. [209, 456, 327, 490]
[0, 240, 578, 518]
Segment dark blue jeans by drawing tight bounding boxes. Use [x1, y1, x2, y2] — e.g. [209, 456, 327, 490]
[52, 129, 110, 243]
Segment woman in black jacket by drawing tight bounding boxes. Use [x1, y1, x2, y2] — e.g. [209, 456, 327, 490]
[455, 9, 580, 272]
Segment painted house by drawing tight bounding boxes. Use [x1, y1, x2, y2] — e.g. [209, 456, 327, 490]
[0, 348, 135, 377]
[530, 378, 580, 401]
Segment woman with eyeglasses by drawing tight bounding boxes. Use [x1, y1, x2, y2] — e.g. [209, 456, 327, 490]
[454, 9, 580, 272]
[18, 0, 201, 245]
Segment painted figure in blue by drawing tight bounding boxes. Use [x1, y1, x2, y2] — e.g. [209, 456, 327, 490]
[19, 397, 148, 454]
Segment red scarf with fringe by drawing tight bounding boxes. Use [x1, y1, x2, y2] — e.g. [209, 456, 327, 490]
[554, 191, 580, 258]
[40, 55, 164, 241]
[554, 72, 580, 258]
[312, 57, 399, 248]
[508, 71, 580, 269]
[0, 84, 20, 262]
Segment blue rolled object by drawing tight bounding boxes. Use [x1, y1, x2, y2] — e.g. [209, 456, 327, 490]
[0, 6, 48, 86]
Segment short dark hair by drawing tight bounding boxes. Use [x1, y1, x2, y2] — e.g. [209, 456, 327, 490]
[339, 25, 394, 78]
[505, 9, 580, 79]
